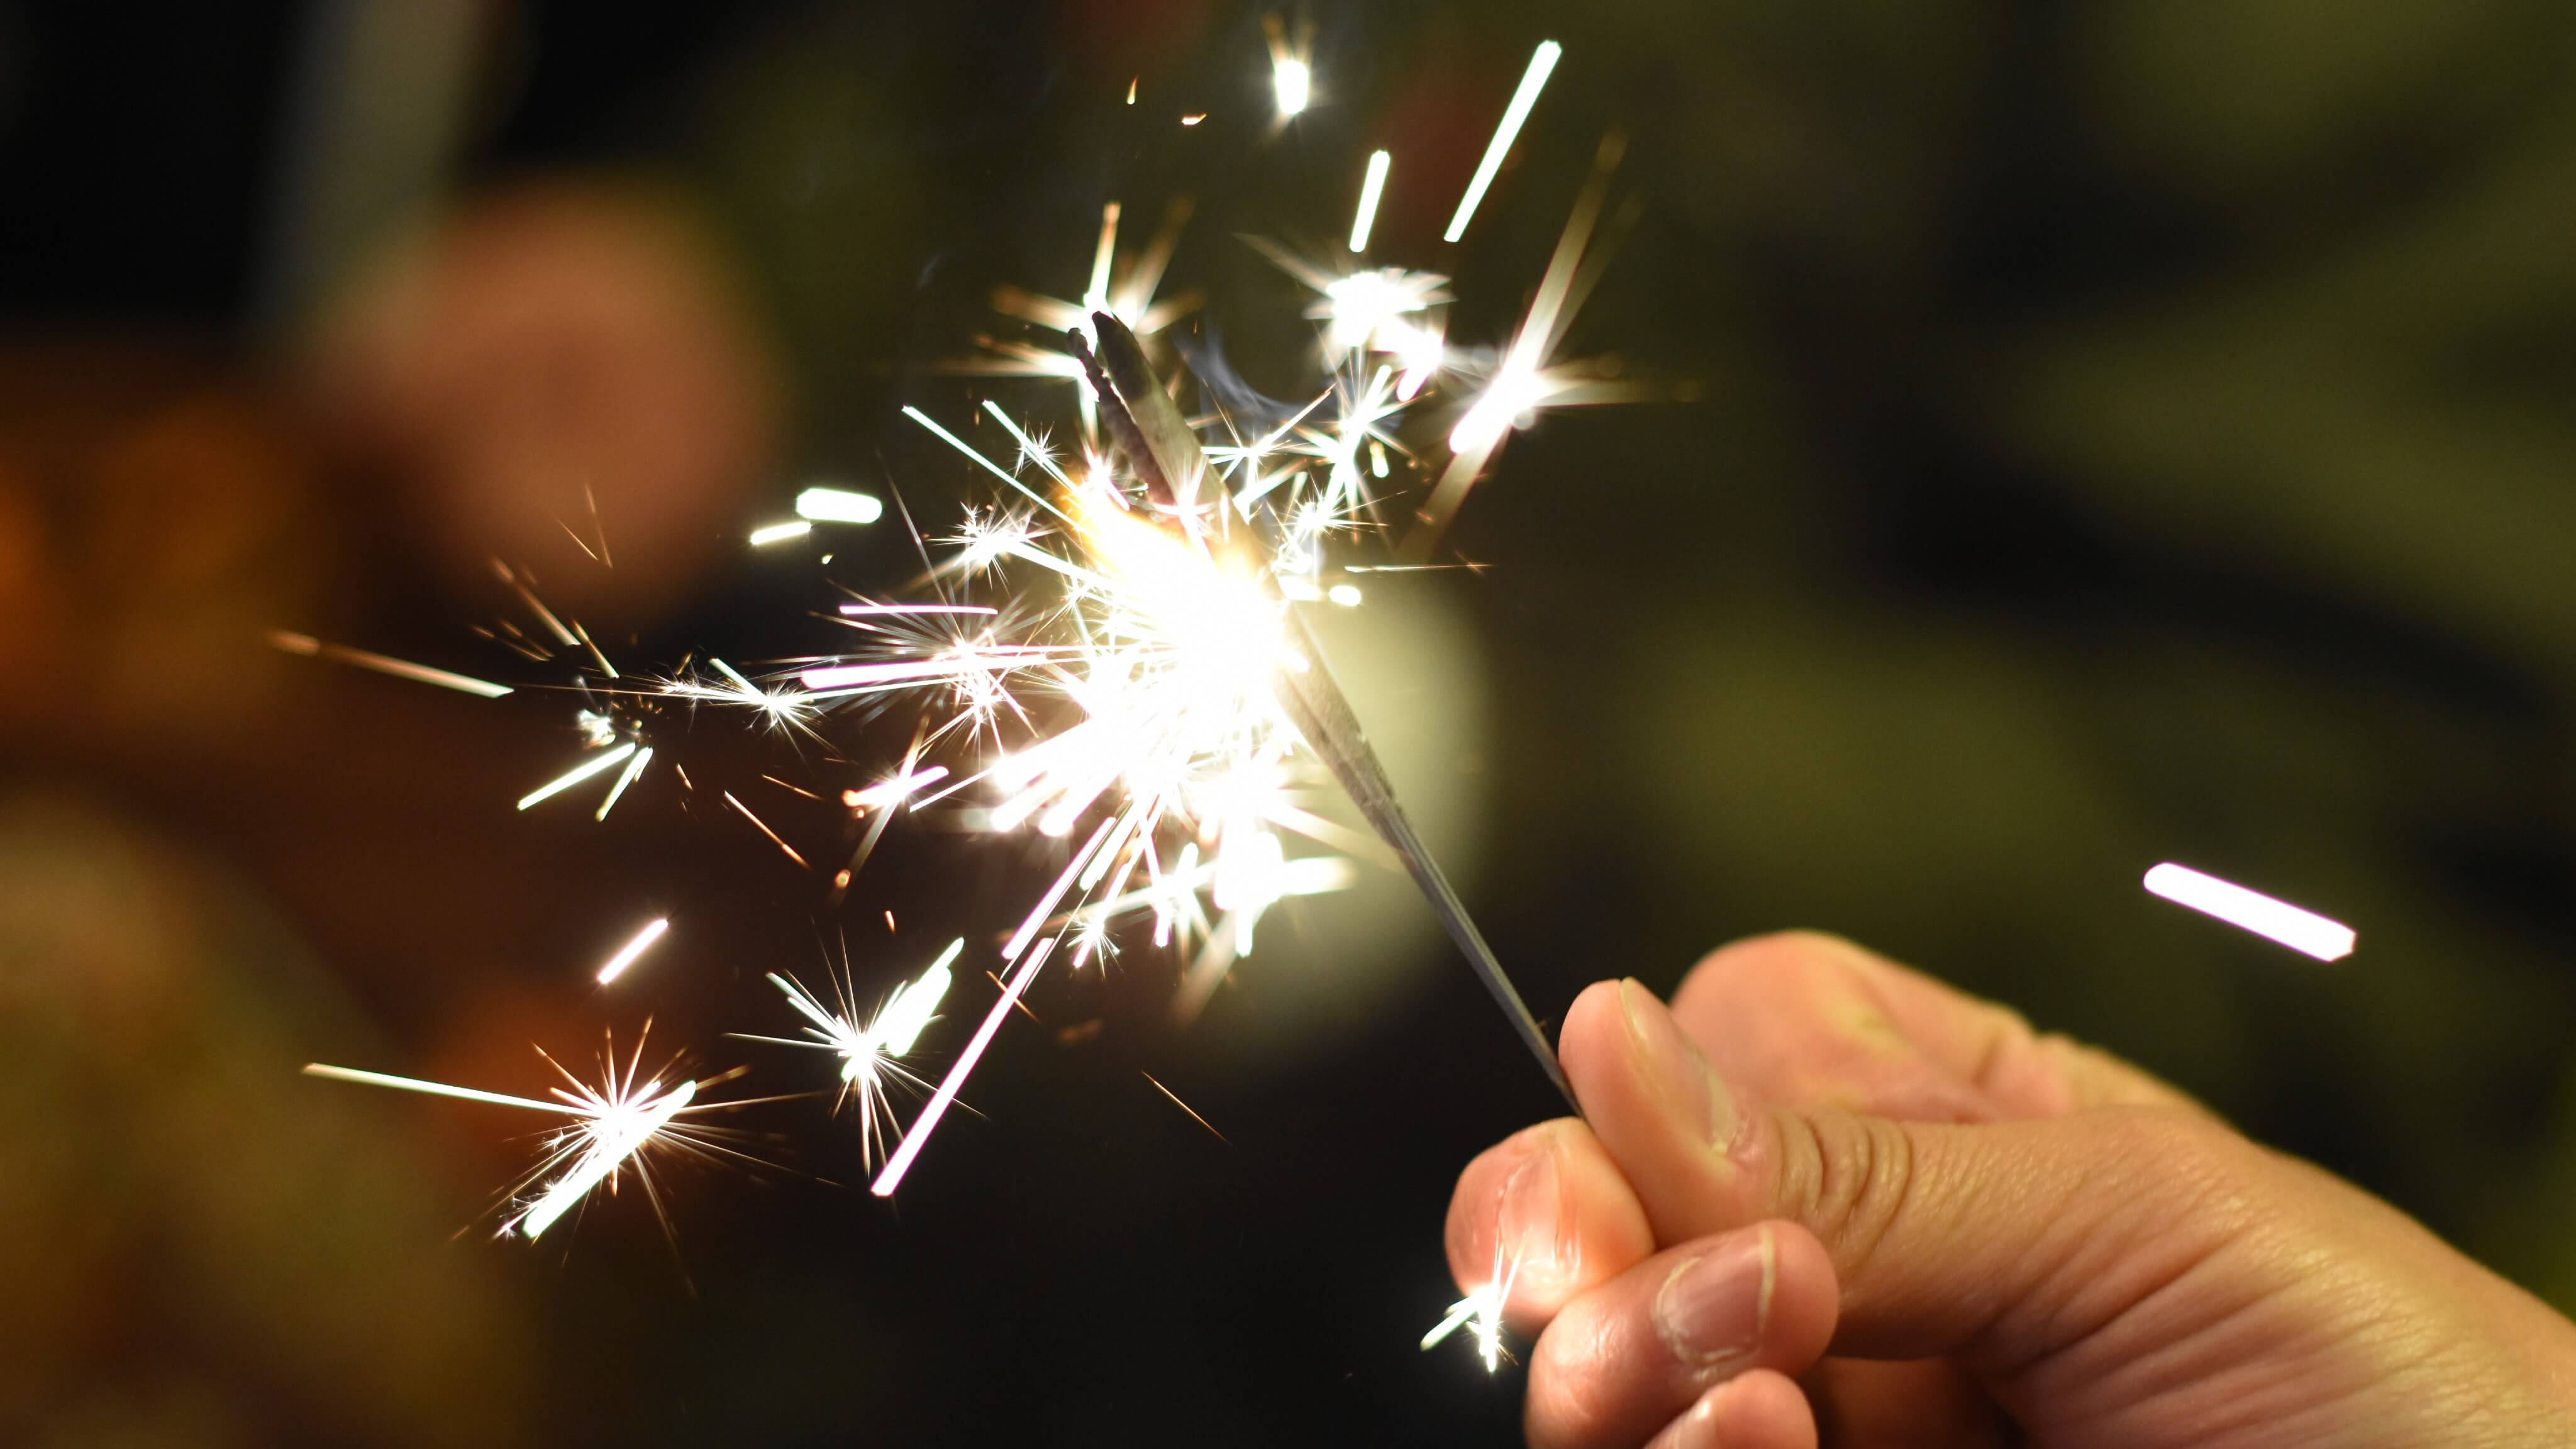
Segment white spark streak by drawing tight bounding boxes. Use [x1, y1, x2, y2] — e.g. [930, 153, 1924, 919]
[303, 1045, 718, 1243]
[796, 487, 885, 525]
[872, 939, 1053, 1197]
[518, 742, 638, 811]
[1348, 149, 1391, 253]
[594, 917, 670, 985]
[2143, 863, 2355, 962]
[1445, 40, 1562, 243]
[268, 630, 513, 698]
[515, 1078, 694, 1238]
[594, 746, 653, 821]
[845, 765, 951, 811]
[838, 602, 999, 617]
[1424, 1248, 1520, 1372]
[750, 521, 813, 546]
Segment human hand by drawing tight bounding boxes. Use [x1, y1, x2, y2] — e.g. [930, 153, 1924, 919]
[1446, 932, 2576, 1447]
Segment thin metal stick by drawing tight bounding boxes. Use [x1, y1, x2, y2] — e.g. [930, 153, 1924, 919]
[1080, 311, 1578, 1113]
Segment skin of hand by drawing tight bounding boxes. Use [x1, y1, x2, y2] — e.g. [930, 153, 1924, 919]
[1446, 931, 2576, 1448]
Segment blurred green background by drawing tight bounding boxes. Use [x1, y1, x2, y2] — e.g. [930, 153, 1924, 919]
[6, 0, 2576, 1443]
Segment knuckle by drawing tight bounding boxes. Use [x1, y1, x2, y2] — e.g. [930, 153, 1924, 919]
[1775, 1107, 1920, 1284]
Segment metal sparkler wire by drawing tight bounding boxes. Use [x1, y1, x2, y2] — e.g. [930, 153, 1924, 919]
[1082, 309, 1579, 1114]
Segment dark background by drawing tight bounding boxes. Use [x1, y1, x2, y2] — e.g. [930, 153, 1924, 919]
[8, 1, 2576, 1445]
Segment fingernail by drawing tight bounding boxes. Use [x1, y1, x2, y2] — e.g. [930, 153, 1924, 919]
[1652, 1226, 1774, 1370]
[1496, 1138, 1570, 1280]
[1619, 978, 1738, 1151]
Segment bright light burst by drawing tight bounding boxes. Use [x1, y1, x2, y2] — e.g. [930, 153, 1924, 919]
[304, 1028, 746, 1241]
[1265, 13, 1314, 120]
[282, 33, 1645, 1255]
[735, 937, 963, 1165]
[1423, 1260, 1519, 1373]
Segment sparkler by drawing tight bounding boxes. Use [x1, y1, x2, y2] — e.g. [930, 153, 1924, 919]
[1084, 311, 1579, 1111]
[292, 33, 1635, 1263]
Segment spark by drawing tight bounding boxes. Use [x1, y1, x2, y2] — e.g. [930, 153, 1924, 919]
[268, 630, 513, 698]
[1415, 133, 1643, 550]
[750, 521, 813, 546]
[796, 487, 885, 525]
[1445, 40, 1562, 243]
[595, 745, 653, 821]
[723, 790, 810, 869]
[839, 602, 999, 618]
[303, 1030, 733, 1241]
[872, 940, 1052, 1197]
[1141, 1070, 1230, 1144]
[1265, 14, 1313, 120]
[494, 559, 579, 647]
[1424, 1234, 1521, 1372]
[518, 742, 638, 812]
[2144, 863, 2355, 962]
[1244, 235, 1452, 365]
[845, 765, 950, 811]
[517, 1079, 694, 1238]
[1180, 113, 1206, 127]
[594, 916, 670, 985]
[675, 657, 814, 730]
[1348, 149, 1391, 253]
[737, 938, 963, 1165]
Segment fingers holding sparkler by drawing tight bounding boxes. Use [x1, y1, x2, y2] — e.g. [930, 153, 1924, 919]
[1445, 1118, 1655, 1329]
[1514, 1224, 1838, 1449]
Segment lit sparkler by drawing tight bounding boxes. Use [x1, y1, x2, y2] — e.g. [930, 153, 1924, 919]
[287, 34, 1635, 1258]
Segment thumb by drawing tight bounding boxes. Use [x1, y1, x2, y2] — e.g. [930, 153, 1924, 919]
[1564, 978, 2256, 1366]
